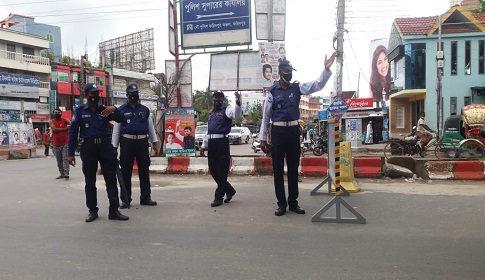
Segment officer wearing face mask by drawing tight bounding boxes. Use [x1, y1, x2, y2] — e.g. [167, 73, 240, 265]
[49, 108, 71, 179]
[200, 90, 242, 207]
[111, 83, 159, 209]
[68, 83, 129, 223]
[259, 53, 337, 217]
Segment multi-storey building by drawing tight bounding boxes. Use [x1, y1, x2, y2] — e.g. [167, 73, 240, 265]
[0, 27, 50, 150]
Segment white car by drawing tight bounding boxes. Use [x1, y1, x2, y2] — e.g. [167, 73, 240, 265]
[228, 127, 251, 145]
[194, 125, 208, 150]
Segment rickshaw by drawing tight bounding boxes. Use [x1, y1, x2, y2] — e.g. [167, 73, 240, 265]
[441, 104, 485, 159]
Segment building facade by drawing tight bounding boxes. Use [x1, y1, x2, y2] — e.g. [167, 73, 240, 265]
[0, 27, 50, 149]
[388, 5, 485, 136]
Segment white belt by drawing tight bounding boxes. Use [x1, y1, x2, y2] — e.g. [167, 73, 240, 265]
[208, 134, 227, 139]
[122, 134, 148, 139]
[272, 120, 299, 127]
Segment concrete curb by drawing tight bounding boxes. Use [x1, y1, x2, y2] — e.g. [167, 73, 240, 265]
[149, 156, 485, 180]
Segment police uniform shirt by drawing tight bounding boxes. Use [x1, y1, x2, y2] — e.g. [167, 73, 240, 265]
[68, 104, 124, 157]
[111, 102, 158, 148]
[201, 104, 242, 149]
[259, 68, 333, 141]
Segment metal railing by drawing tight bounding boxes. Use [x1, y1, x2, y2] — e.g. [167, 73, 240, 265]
[39, 81, 50, 89]
[0, 49, 50, 66]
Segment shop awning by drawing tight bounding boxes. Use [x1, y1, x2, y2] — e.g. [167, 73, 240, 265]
[389, 89, 426, 100]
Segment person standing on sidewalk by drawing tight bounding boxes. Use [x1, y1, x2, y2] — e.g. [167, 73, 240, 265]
[365, 121, 373, 144]
[43, 128, 51, 156]
[50, 108, 71, 179]
[200, 90, 242, 207]
[259, 53, 336, 216]
[68, 83, 128, 223]
[112, 83, 159, 209]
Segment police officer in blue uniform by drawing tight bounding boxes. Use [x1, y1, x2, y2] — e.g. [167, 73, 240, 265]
[68, 83, 129, 223]
[200, 90, 242, 207]
[112, 83, 159, 209]
[259, 52, 337, 216]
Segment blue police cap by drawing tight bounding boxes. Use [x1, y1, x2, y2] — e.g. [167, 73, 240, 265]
[278, 60, 297, 72]
[126, 84, 139, 93]
[213, 90, 224, 97]
[84, 83, 103, 93]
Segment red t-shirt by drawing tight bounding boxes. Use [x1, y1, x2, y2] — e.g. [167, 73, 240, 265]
[52, 118, 69, 146]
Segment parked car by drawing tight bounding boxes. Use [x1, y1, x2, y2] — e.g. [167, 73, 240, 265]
[228, 127, 251, 145]
[194, 125, 208, 150]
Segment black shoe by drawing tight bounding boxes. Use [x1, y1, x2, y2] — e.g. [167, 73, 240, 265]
[224, 190, 236, 203]
[108, 211, 129, 221]
[120, 202, 130, 209]
[211, 200, 223, 207]
[85, 212, 98, 223]
[274, 207, 287, 216]
[289, 205, 306, 214]
[140, 199, 157, 206]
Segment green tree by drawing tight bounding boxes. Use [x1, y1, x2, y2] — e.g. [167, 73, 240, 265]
[193, 89, 213, 112]
[60, 55, 74, 65]
[41, 50, 55, 63]
[248, 102, 263, 127]
[473, 0, 485, 12]
[197, 109, 210, 123]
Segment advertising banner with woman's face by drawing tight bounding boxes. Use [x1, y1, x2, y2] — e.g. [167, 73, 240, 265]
[164, 108, 196, 157]
[369, 39, 390, 105]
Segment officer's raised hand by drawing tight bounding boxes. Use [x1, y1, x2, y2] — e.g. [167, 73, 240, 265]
[100, 105, 116, 117]
[234, 91, 241, 105]
[325, 51, 338, 70]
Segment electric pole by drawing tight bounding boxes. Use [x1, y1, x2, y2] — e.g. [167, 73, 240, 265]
[436, 15, 444, 136]
[333, 0, 345, 99]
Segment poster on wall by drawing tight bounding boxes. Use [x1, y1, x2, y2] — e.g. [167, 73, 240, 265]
[4, 122, 33, 148]
[164, 108, 196, 157]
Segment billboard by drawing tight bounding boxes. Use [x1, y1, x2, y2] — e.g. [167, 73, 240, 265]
[254, 0, 286, 41]
[209, 51, 262, 91]
[258, 42, 285, 91]
[99, 29, 155, 73]
[165, 59, 193, 108]
[369, 38, 390, 104]
[180, 0, 251, 49]
[168, 0, 177, 56]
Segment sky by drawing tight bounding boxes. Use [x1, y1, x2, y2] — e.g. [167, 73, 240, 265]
[0, 0, 451, 98]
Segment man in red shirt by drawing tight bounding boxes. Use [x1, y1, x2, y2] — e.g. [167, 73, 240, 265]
[43, 128, 51, 156]
[50, 108, 71, 179]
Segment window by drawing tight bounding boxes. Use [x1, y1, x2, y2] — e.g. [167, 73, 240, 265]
[88, 76, 94, 83]
[7, 44, 16, 60]
[464, 96, 471, 106]
[46, 33, 54, 43]
[72, 72, 79, 83]
[479, 40, 484, 74]
[465, 41, 471, 75]
[51, 70, 57, 82]
[450, 97, 457, 115]
[396, 106, 405, 128]
[95, 77, 105, 86]
[58, 72, 69, 82]
[451, 41, 457, 75]
[22, 46, 34, 56]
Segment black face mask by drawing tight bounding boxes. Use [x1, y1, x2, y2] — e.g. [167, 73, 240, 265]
[282, 72, 292, 83]
[88, 95, 100, 105]
[213, 100, 223, 108]
[128, 94, 139, 102]
[54, 114, 62, 120]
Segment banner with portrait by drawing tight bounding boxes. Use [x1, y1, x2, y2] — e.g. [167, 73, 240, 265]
[258, 42, 286, 92]
[1, 122, 34, 148]
[369, 38, 390, 104]
[164, 108, 196, 157]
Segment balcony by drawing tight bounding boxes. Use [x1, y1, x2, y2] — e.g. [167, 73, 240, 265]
[39, 81, 50, 97]
[0, 49, 50, 74]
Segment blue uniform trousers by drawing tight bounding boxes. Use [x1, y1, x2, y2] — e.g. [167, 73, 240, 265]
[119, 137, 151, 202]
[271, 125, 301, 208]
[80, 141, 119, 213]
[208, 137, 235, 201]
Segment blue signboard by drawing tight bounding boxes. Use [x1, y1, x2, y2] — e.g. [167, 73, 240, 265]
[180, 0, 251, 49]
[318, 109, 328, 121]
[0, 72, 40, 87]
[327, 97, 349, 119]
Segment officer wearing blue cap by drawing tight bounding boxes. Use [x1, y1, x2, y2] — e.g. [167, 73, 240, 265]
[259, 52, 337, 216]
[112, 83, 159, 209]
[68, 83, 129, 222]
[200, 90, 242, 207]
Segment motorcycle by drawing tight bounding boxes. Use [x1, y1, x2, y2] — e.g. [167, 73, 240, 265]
[384, 126, 423, 159]
[312, 135, 328, 156]
[300, 139, 313, 156]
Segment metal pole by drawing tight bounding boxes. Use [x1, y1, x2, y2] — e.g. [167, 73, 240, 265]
[268, 0, 273, 42]
[174, 4, 181, 107]
[333, 0, 345, 100]
[437, 15, 443, 137]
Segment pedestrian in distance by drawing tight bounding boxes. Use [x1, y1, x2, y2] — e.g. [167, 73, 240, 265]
[68, 83, 129, 223]
[365, 121, 373, 144]
[43, 128, 51, 156]
[259, 52, 337, 216]
[200, 90, 242, 207]
[112, 83, 159, 209]
[50, 108, 71, 179]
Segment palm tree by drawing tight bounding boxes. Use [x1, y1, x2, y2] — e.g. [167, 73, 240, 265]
[193, 89, 213, 112]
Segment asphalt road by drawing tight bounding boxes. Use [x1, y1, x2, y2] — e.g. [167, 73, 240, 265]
[1, 155, 484, 280]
